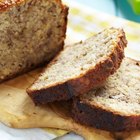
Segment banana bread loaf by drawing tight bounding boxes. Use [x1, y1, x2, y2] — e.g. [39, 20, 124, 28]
[0, 0, 68, 82]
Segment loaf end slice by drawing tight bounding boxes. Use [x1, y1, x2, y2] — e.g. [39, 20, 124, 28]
[72, 58, 140, 132]
[27, 28, 127, 104]
[0, 0, 68, 82]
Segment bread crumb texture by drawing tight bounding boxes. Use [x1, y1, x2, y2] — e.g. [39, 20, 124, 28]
[0, 0, 68, 82]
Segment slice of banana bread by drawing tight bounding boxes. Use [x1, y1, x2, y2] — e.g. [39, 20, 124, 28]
[27, 28, 127, 104]
[72, 58, 140, 132]
[0, 0, 68, 82]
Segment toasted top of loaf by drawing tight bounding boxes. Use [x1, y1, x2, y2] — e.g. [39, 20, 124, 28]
[27, 27, 127, 104]
[72, 58, 140, 131]
[0, 0, 63, 11]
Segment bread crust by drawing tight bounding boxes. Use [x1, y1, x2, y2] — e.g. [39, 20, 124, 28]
[0, 0, 22, 11]
[0, 0, 65, 11]
[27, 29, 127, 104]
[72, 59, 140, 132]
[72, 94, 140, 132]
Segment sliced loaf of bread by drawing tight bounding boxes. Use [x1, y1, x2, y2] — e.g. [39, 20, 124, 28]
[0, 0, 68, 82]
[27, 28, 127, 104]
[72, 58, 140, 132]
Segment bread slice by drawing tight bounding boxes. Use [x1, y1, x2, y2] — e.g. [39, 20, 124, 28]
[27, 28, 127, 104]
[0, 0, 68, 82]
[72, 58, 140, 132]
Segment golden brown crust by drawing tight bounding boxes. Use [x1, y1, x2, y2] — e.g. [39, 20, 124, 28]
[0, 0, 16, 10]
[61, 5, 69, 43]
[0, 0, 65, 11]
[72, 92, 140, 132]
[0, 0, 23, 11]
[27, 29, 127, 104]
